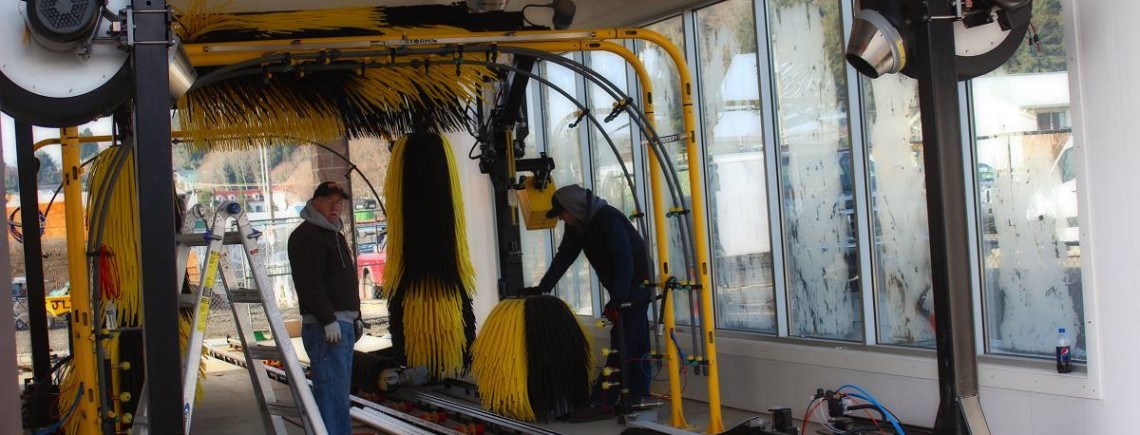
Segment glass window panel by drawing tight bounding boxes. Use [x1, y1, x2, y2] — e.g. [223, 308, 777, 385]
[543, 59, 594, 315]
[520, 83, 553, 286]
[768, 0, 861, 341]
[695, 0, 775, 332]
[588, 52, 638, 216]
[972, 0, 1083, 360]
[640, 17, 695, 325]
[863, 76, 934, 347]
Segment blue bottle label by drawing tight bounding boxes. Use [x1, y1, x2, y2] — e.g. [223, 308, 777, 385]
[1056, 346, 1071, 364]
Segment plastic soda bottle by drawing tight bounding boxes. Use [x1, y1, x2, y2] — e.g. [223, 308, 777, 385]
[1056, 327, 1072, 373]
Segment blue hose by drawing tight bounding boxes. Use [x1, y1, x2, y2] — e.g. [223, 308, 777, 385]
[668, 329, 688, 364]
[34, 383, 84, 435]
[838, 384, 906, 435]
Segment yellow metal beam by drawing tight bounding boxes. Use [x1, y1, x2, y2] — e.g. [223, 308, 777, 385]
[61, 126, 100, 434]
[618, 29, 724, 434]
[555, 41, 689, 430]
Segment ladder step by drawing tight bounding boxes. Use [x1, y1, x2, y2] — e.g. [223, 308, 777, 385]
[176, 232, 244, 246]
[266, 402, 300, 420]
[228, 288, 263, 304]
[247, 343, 281, 361]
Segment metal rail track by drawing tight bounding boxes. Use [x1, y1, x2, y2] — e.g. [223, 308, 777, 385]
[203, 341, 567, 435]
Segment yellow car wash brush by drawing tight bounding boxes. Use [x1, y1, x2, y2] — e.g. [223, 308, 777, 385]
[472, 295, 593, 422]
[172, 1, 528, 148]
[383, 132, 476, 379]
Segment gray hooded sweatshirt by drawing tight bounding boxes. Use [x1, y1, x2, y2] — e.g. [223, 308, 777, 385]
[292, 201, 360, 324]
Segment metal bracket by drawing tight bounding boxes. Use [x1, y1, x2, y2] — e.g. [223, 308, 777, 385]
[514, 154, 556, 190]
[123, 7, 174, 47]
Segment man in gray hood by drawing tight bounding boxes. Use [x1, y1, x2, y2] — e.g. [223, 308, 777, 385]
[288, 181, 360, 434]
[523, 184, 651, 420]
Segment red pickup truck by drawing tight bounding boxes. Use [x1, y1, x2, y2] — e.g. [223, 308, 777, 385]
[357, 236, 386, 300]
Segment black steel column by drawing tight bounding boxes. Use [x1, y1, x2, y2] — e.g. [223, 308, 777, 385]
[490, 57, 535, 299]
[15, 121, 51, 394]
[131, 1, 181, 433]
[913, 2, 987, 434]
[491, 153, 525, 299]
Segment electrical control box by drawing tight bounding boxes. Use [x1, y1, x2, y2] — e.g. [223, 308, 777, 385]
[517, 177, 558, 230]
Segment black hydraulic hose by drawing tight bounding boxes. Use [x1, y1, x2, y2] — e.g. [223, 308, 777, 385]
[190, 48, 708, 357]
[478, 63, 644, 227]
[84, 123, 134, 429]
[311, 143, 388, 219]
[469, 60, 667, 353]
[541, 50, 708, 362]
[194, 50, 688, 267]
[504, 47, 707, 360]
[204, 60, 639, 240]
[168, 137, 389, 220]
[42, 159, 92, 217]
[508, 47, 698, 275]
[187, 53, 288, 92]
[504, 47, 700, 294]
[193, 46, 691, 244]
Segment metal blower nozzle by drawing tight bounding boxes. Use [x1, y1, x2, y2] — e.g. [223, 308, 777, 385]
[169, 37, 197, 102]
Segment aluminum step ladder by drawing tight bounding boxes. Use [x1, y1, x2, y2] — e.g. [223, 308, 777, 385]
[132, 202, 326, 435]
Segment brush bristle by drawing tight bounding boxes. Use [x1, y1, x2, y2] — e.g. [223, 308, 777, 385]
[383, 133, 477, 379]
[524, 295, 594, 421]
[471, 299, 534, 421]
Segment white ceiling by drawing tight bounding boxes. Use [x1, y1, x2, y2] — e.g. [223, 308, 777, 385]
[169, 0, 696, 29]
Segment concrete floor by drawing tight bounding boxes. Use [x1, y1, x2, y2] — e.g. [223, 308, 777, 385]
[191, 356, 789, 435]
[191, 301, 802, 435]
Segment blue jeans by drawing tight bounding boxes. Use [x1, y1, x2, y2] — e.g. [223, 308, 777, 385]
[301, 321, 355, 435]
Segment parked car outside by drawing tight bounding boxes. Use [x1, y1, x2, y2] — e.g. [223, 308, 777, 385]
[357, 232, 387, 300]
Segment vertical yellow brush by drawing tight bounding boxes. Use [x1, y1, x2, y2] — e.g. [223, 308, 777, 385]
[383, 133, 477, 379]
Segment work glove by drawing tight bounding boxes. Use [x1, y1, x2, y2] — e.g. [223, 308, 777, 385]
[519, 286, 546, 297]
[323, 322, 342, 344]
[354, 317, 365, 343]
[603, 298, 627, 323]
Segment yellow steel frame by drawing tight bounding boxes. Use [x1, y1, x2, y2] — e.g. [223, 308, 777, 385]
[46, 27, 723, 434]
[60, 127, 101, 434]
[523, 40, 690, 430]
[184, 27, 723, 433]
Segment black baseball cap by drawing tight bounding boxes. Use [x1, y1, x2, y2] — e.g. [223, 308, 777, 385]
[312, 181, 350, 200]
[545, 196, 564, 219]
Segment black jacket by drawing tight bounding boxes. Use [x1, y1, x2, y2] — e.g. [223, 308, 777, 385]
[538, 205, 649, 302]
[288, 220, 360, 325]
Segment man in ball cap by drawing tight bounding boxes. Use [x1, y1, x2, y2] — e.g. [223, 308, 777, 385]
[288, 181, 359, 434]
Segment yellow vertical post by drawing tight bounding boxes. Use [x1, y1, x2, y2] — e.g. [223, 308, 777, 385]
[588, 41, 689, 429]
[624, 29, 724, 434]
[62, 126, 100, 434]
[523, 39, 694, 430]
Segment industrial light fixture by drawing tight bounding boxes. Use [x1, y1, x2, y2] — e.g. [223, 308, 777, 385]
[845, 0, 1035, 81]
[168, 37, 198, 102]
[845, 1, 912, 79]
